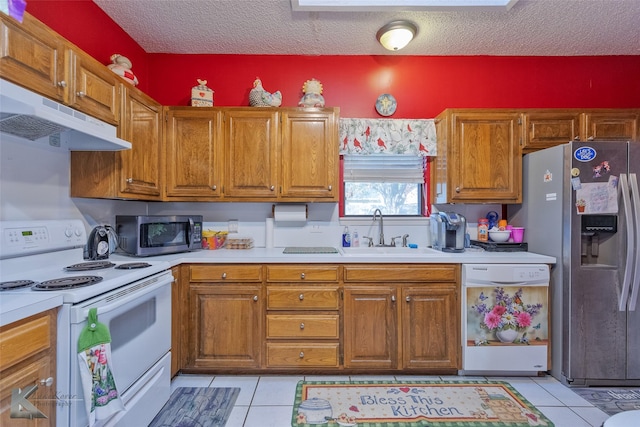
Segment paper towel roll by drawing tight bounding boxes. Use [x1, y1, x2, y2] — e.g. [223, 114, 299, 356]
[273, 204, 307, 226]
[265, 218, 274, 248]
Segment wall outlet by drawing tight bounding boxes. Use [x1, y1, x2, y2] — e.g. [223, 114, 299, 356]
[228, 219, 238, 233]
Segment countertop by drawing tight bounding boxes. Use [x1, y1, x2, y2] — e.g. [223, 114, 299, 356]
[3, 248, 555, 327]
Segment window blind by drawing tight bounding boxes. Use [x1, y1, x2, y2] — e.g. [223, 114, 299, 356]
[343, 154, 425, 183]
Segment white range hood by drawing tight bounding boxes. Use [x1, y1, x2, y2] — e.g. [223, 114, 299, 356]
[0, 79, 131, 151]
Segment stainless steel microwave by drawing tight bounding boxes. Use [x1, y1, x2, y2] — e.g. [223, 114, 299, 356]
[115, 215, 203, 256]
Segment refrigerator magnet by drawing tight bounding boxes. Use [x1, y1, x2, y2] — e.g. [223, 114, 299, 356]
[571, 177, 581, 190]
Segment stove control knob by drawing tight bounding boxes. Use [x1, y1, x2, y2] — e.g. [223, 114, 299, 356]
[75, 228, 83, 237]
[65, 228, 73, 237]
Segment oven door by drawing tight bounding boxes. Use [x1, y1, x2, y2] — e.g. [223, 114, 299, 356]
[67, 270, 172, 427]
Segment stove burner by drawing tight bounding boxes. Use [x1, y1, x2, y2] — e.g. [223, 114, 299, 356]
[33, 276, 103, 291]
[0, 280, 38, 291]
[64, 261, 115, 271]
[114, 262, 152, 270]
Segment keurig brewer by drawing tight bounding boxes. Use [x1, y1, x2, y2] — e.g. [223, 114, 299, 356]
[430, 212, 467, 253]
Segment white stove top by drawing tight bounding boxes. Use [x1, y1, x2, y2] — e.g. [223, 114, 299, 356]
[0, 220, 171, 304]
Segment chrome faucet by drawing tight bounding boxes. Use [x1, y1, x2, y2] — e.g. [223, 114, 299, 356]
[372, 208, 385, 246]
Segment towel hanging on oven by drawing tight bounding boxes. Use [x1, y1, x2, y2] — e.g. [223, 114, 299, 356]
[77, 308, 125, 426]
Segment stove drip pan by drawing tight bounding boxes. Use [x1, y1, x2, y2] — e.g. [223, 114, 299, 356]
[33, 275, 103, 290]
[65, 261, 115, 271]
[114, 262, 152, 270]
[0, 280, 38, 291]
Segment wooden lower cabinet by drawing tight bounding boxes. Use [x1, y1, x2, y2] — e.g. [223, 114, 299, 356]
[0, 309, 57, 427]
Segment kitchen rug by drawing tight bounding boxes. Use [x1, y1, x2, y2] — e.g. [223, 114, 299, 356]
[572, 387, 640, 416]
[149, 387, 239, 427]
[292, 380, 554, 427]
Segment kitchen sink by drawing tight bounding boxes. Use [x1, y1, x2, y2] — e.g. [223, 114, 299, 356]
[340, 246, 445, 256]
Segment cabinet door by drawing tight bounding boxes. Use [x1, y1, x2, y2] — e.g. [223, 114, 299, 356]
[583, 111, 639, 141]
[67, 50, 120, 125]
[449, 111, 522, 203]
[343, 286, 397, 369]
[402, 285, 459, 369]
[119, 87, 162, 198]
[0, 12, 66, 102]
[523, 110, 581, 153]
[165, 108, 222, 199]
[189, 284, 262, 368]
[223, 109, 279, 198]
[280, 109, 338, 200]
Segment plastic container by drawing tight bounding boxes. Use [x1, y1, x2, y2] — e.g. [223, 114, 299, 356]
[342, 226, 351, 247]
[478, 218, 489, 241]
[511, 227, 525, 243]
[352, 230, 360, 247]
[201, 230, 227, 249]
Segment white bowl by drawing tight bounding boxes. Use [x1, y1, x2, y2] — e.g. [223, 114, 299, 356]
[489, 230, 511, 243]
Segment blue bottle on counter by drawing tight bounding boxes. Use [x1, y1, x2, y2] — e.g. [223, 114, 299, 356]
[342, 226, 351, 247]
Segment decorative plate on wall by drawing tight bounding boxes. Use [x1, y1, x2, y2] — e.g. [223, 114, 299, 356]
[375, 93, 397, 117]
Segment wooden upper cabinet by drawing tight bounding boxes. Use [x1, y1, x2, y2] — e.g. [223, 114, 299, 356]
[582, 110, 639, 141]
[223, 109, 279, 198]
[0, 12, 66, 102]
[119, 87, 162, 197]
[66, 49, 120, 125]
[164, 107, 223, 199]
[434, 109, 522, 204]
[71, 85, 162, 200]
[280, 108, 339, 201]
[522, 110, 581, 153]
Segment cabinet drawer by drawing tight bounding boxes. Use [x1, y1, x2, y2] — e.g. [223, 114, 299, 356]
[266, 343, 339, 367]
[343, 265, 458, 283]
[267, 287, 339, 310]
[266, 314, 339, 339]
[0, 314, 51, 371]
[266, 265, 339, 282]
[190, 265, 263, 282]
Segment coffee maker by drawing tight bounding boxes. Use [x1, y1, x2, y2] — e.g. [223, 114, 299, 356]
[430, 212, 467, 253]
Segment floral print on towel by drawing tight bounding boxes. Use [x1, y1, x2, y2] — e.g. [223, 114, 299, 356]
[339, 118, 437, 156]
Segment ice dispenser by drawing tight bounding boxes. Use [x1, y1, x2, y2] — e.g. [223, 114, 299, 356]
[580, 214, 617, 265]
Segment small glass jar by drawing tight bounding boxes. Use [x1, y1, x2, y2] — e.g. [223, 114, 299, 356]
[478, 218, 489, 241]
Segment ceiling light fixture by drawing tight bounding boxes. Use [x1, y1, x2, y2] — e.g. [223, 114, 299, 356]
[376, 21, 418, 51]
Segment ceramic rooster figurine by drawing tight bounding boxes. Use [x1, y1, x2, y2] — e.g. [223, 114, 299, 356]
[249, 77, 282, 107]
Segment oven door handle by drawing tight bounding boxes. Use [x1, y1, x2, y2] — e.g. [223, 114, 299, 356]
[79, 273, 172, 319]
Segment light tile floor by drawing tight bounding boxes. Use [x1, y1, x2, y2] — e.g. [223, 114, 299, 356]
[170, 373, 614, 427]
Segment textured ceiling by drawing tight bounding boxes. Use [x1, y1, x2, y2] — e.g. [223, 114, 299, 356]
[93, 0, 640, 56]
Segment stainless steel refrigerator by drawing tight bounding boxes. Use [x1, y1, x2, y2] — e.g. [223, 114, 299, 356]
[509, 140, 640, 386]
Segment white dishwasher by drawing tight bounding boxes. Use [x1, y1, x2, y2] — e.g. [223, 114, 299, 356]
[461, 264, 550, 375]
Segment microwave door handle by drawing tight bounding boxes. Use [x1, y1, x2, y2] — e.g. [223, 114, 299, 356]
[187, 218, 195, 246]
[619, 174, 634, 311]
[628, 173, 640, 311]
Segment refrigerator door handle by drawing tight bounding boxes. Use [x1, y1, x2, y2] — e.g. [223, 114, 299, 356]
[619, 173, 634, 311]
[627, 173, 640, 311]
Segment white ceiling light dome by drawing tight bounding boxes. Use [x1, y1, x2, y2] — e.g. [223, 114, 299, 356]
[376, 20, 418, 51]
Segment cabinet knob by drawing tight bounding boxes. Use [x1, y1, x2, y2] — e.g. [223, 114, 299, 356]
[40, 377, 54, 387]
[126, 178, 133, 183]
[57, 81, 67, 88]
[221, 272, 227, 279]
[299, 351, 305, 358]
[299, 293, 304, 300]
[406, 296, 411, 302]
[587, 136, 594, 141]
[391, 295, 396, 302]
[76, 91, 86, 98]
[300, 272, 305, 279]
[455, 186, 461, 193]
[300, 322, 305, 330]
[270, 185, 275, 191]
[212, 185, 217, 190]
[328, 185, 332, 190]
[574, 136, 580, 141]
[253, 295, 258, 301]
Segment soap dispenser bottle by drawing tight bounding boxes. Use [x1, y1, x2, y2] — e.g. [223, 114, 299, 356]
[342, 226, 351, 247]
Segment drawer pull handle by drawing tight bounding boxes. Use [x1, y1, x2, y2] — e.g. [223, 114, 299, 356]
[221, 272, 227, 279]
[40, 377, 54, 387]
[300, 322, 305, 330]
[212, 185, 217, 190]
[391, 295, 396, 302]
[270, 185, 275, 191]
[299, 351, 304, 358]
[299, 293, 304, 300]
[253, 295, 258, 301]
[301, 272, 305, 279]
[126, 178, 133, 183]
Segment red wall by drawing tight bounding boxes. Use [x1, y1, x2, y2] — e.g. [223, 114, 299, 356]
[27, 1, 640, 119]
